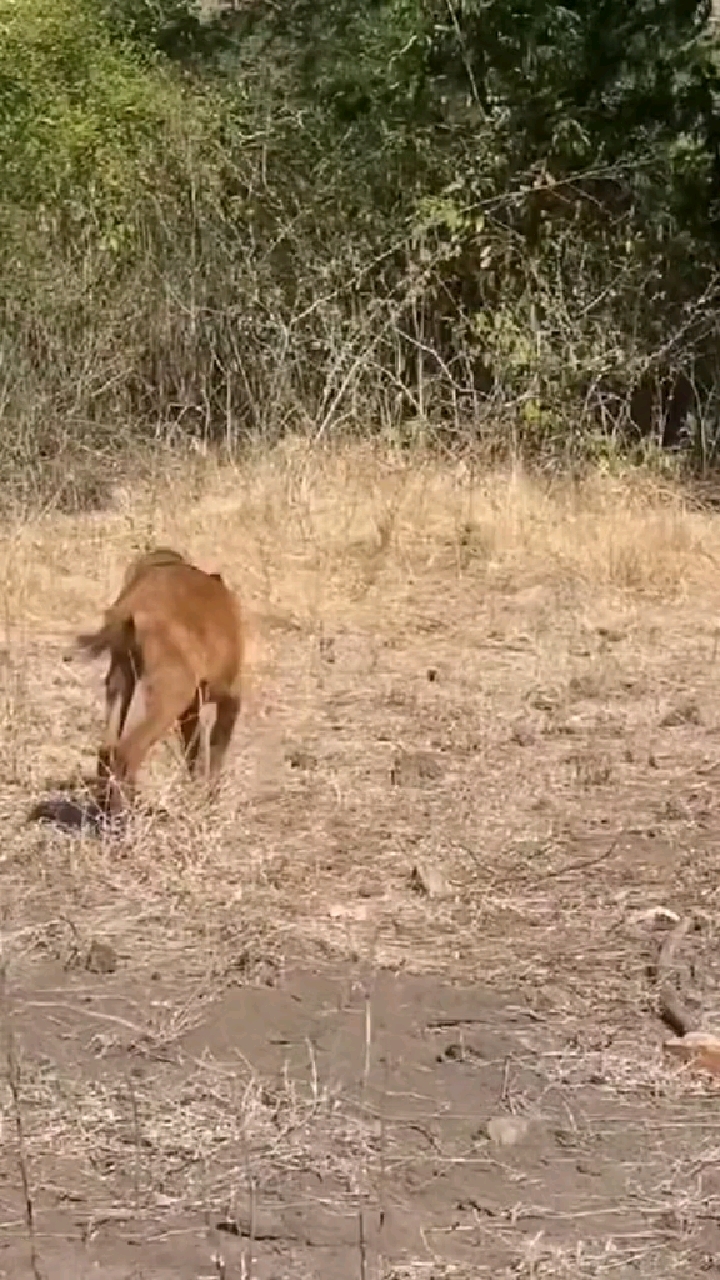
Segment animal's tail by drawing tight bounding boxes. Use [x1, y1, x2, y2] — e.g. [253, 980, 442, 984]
[76, 611, 132, 658]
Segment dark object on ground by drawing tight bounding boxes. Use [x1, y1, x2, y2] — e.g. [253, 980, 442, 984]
[27, 792, 125, 836]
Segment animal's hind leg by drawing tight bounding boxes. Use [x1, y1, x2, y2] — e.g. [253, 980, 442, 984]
[207, 693, 240, 781]
[102, 649, 197, 815]
[96, 653, 136, 788]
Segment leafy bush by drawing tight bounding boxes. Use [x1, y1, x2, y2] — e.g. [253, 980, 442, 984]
[1, 0, 720, 510]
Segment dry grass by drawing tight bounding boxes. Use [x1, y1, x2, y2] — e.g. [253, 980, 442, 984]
[3, 442, 720, 1276]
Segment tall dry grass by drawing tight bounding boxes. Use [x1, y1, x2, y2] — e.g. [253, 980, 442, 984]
[0, 442, 712, 811]
[0, 443, 714, 643]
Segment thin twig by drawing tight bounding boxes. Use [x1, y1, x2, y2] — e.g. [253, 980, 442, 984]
[0, 962, 44, 1280]
[358, 1208, 367, 1280]
[363, 990, 372, 1088]
[126, 1069, 143, 1212]
[542, 834, 621, 880]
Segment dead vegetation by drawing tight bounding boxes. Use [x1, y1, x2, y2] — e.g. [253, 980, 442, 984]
[3, 444, 720, 1276]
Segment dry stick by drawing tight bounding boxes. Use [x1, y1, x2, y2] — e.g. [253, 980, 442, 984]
[378, 1057, 389, 1236]
[542, 834, 621, 880]
[358, 1208, 367, 1280]
[363, 990, 372, 1088]
[0, 962, 44, 1280]
[247, 1174, 256, 1280]
[500, 1057, 511, 1105]
[125, 1069, 143, 1212]
[358, 963, 387, 1280]
[358, 985, 372, 1280]
[239, 1108, 256, 1280]
[374, 1055, 389, 1280]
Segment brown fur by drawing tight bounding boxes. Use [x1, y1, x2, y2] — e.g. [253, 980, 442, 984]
[77, 548, 244, 815]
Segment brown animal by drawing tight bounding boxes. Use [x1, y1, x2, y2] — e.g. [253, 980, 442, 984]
[77, 547, 244, 815]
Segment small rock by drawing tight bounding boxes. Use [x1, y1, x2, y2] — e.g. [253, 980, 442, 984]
[440, 1042, 465, 1061]
[85, 940, 117, 975]
[660, 700, 701, 728]
[661, 796, 690, 821]
[426, 667, 438, 682]
[553, 1126, 578, 1148]
[328, 902, 368, 921]
[285, 747, 318, 771]
[319, 633, 336, 664]
[633, 905, 681, 927]
[597, 626, 625, 643]
[390, 750, 443, 787]
[484, 1115, 530, 1147]
[511, 724, 535, 746]
[528, 689, 559, 712]
[438, 1041, 482, 1062]
[409, 862, 449, 899]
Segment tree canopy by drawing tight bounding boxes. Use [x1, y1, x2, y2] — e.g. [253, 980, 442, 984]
[1, 0, 719, 499]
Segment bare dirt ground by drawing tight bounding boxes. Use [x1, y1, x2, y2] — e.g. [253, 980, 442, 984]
[3, 444, 720, 1278]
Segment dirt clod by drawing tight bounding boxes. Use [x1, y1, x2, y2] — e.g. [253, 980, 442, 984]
[85, 939, 118, 974]
[484, 1115, 531, 1147]
[660, 700, 702, 727]
[285, 746, 318, 770]
[390, 749, 443, 786]
[409, 861, 450, 899]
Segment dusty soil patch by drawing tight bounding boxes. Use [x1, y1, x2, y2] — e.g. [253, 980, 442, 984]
[5, 961, 720, 1279]
[3, 450, 720, 1277]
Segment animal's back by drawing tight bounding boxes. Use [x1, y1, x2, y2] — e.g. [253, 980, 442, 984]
[120, 547, 186, 596]
[121, 563, 243, 691]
